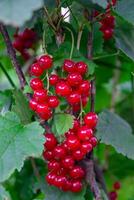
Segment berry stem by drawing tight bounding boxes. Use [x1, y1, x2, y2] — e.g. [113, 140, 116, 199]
[77, 26, 83, 50]
[42, 28, 48, 54]
[64, 26, 74, 59]
[46, 70, 50, 92]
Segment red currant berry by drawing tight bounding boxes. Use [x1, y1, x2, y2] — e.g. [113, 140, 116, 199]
[65, 130, 75, 138]
[47, 96, 59, 108]
[84, 112, 98, 129]
[55, 82, 71, 97]
[13, 39, 23, 51]
[53, 145, 66, 160]
[49, 74, 59, 86]
[43, 150, 53, 161]
[54, 175, 66, 188]
[63, 59, 76, 73]
[36, 103, 52, 119]
[66, 135, 80, 151]
[79, 80, 91, 95]
[81, 141, 93, 154]
[30, 63, 44, 77]
[101, 15, 115, 27]
[30, 78, 44, 90]
[62, 179, 71, 191]
[72, 104, 81, 112]
[33, 89, 47, 102]
[103, 29, 113, 40]
[75, 61, 87, 75]
[44, 133, 57, 150]
[29, 98, 37, 111]
[62, 156, 74, 169]
[78, 126, 93, 141]
[48, 160, 60, 172]
[46, 172, 56, 185]
[109, 191, 118, 200]
[71, 180, 82, 193]
[38, 55, 53, 70]
[89, 137, 98, 147]
[113, 181, 121, 190]
[70, 166, 85, 179]
[67, 92, 81, 105]
[67, 73, 82, 86]
[73, 149, 85, 161]
[72, 119, 80, 132]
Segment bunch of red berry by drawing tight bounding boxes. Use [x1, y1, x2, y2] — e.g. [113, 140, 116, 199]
[44, 113, 98, 192]
[109, 181, 121, 200]
[13, 28, 36, 60]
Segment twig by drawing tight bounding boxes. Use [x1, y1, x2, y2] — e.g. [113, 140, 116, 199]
[0, 23, 26, 89]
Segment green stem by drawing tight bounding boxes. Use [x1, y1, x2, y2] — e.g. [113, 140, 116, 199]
[77, 26, 83, 50]
[93, 52, 119, 60]
[42, 28, 48, 54]
[0, 62, 16, 88]
[64, 26, 74, 59]
[46, 70, 49, 92]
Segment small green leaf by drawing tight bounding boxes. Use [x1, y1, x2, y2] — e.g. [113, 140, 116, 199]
[52, 113, 74, 136]
[12, 90, 32, 124]
[0, 111, 44, 182]
[96, 110, 134, 160]
[0, 90, 12, 110]
[23, 85, 32, 94]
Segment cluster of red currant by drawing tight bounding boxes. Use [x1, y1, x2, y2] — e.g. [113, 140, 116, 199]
[44, 113, 98, 192]
[109, 181, 121, 200]
[13, 28, 36, 60]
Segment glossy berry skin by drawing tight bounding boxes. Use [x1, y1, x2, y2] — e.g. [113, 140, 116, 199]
[81, 141, 93, 154]
[30, 63, 44, 77]
[49, 74, 59, 86]
[38, 109, 52, 120]
[84, 112, 98, 129]
[47, 96, 59, 108]
[63, 59, 76, 73]
[113, 181, 121, 190]
[48, 160, 60, 172]
[73, 149, 85, 161]
[89, 137, 98, 147]
[78, 126, 93, 141]
[46, 172, 56, 185]
[72, 119, 80, 132]
[79, 80, 91, 95]
[103, 29, 113, 40]
[53, 146, 66, 160]
[55, 82, 71, 97]
[33, 89, 47, 102]
[71, 180, 82, 193]
[67, 92, 81, 105]
[62, 179, 71, 191]
[62, 156, 74, 169]
[101, 15, 115, 27]
[36, 103, 52, 120]
[29, 98, 37, 111]
[54, 175, 67, 188]
[70, 166, 85, 179]
[67, 73, 82, 86]
[30, 78, 44, 90]
[44, 133, 57, 150]
[38, 55, 53, 70]
[66, 135, 80, 151]
[75, 61, 87, 75]
[43, 150, 53, 161]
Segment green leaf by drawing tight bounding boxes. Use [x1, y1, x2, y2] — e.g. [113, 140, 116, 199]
[0, 185, 11, 200]
[92, 0, 107, 8]
[96, 110, 134, 160]
[0, 0, 43, 26]
[12, 90, 32, 125]
[115, 17, 134, 61]
[44, 182, 86, 200]
[116, 0, 134, 25]
[93, 23, 104, 55]
[52, 113, 74, 136]
[0, 111, 44, 182]
[0, 90, 12, 110]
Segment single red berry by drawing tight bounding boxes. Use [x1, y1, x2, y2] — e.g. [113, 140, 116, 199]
[38, 55, 53, 70]
[55, 82, 71, 97]
[62, 179, 71, 191]
[53, 145, 66, 160]
[71, 180, 82, 193]
[109, 191, 118, 200]
[65, 130, 75, 138]
[54, 175, 67, 188]
[29, 98, 37, 111]
[70, 166, 85, 179]
[81, 96, 88, 107]
[47, 96, 59, 108]
[62, 156, 74, 169]
[48, 160, 60, 172]
[67, 92, 81, 105]
[113, 181, 121, 190]
[44, 133, 57, 150]
[33, 89, 47, 102]
[46, 172, 56, 185]
[13, 39, 24, 51]
[84, 112, 98, 129]
[49, 74, 59, 86]
[43, 150, 53, 161]
[30, 78, 44, 90]
[36, 103, 52, 120]
[73, 149, 85, 161]
[30, 63, 44, 77]
[75, 61, 87, 75]
[67, 73, 82, 86]
[79, 80, 91, 95]
[66, 135, 80, 151]
[81, 141, 93, 154]
[63, 59, 76, 73]
[103, 29, 113, 40]
[59, 167, 68, 176]
[21, 28, 36, 40]
[78, 126, 93, 141]
[89, 137, 98, 147]
[101, 15, 115, 27]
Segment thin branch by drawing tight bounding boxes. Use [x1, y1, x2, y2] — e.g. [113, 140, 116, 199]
[0, 23, 26, 89]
